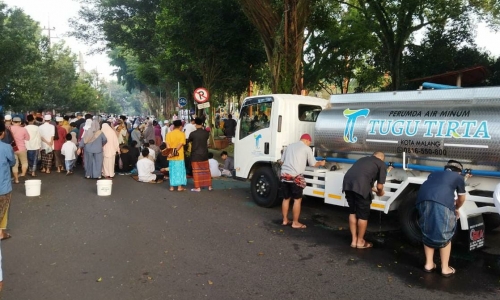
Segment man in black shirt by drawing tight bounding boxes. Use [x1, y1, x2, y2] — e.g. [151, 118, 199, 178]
[188, 118, 212, 192]
[223, 114, 237, 138]
[116, 145, 137, 174]
[342, 152, 387, 249]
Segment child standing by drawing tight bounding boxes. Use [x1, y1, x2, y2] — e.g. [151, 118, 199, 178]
[61, 133, 77, 175]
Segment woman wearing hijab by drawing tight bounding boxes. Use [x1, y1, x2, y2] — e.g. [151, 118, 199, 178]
[166, 120, 187, 191]
[142, 120, 155, 144]
[77, 119, 107, 179]
[153, 120, 162, 146]
[115, 120, 128, 145]
[101, 123, 120, 178]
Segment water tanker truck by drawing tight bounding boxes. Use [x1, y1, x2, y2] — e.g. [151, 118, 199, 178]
[234, 87, 500, 248]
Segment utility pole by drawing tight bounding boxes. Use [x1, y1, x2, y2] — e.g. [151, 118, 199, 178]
[42, 18, 58, 48]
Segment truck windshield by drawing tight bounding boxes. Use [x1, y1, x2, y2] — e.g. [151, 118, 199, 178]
[239, 98, 273, 139]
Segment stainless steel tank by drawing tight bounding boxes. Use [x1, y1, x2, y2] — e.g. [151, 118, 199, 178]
[315, 88, 500, 168]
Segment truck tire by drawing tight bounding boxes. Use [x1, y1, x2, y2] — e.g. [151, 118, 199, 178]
[251, 167, 280, 208]
[398, 190, 422, 245]
[483, 213, 500, 232]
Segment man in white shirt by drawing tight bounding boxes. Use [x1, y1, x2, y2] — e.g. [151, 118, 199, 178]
[38, 115, 55, 174]
[137, 148, 163, 183]
[183, 118, 197, 140]
[161, 120, 169, 142]
[208, 152, 221, 177]
[25, 115, 42, 177]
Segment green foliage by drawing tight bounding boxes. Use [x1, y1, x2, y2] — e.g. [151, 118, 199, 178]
[304, 3, 382, 93]
[0, 3, 119, 114]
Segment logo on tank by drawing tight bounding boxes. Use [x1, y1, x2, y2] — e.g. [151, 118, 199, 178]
[343, 108, 491, 143]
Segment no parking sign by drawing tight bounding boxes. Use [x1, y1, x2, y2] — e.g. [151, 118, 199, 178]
[194, 87, 209, 104]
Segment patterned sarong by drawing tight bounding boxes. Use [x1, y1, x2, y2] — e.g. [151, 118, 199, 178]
[0, 193, 12, 229]
[192, 161, 212, 188]
[41, 149, 53, 169]
[169, 160, 187, 187]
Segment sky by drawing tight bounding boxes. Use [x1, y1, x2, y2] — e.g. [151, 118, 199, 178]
[3, 0, 500, 82]
[2, 0, 116, 80]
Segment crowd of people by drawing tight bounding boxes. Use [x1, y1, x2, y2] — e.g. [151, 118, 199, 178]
[0, 111, 238, 291]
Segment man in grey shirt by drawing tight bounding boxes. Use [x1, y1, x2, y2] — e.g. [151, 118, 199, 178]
[280, 134, 325, 229]
[220, 151, 234, 177]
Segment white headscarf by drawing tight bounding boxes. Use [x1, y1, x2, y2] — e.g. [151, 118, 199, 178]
[83, 119, 101, 144]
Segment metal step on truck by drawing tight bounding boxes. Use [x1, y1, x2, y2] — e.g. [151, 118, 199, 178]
[234, 87, 500, 249]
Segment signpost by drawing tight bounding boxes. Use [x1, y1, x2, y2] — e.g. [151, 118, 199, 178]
[178, 97, 187, 107]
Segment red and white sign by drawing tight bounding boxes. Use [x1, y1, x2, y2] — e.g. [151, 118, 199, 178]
[193, 87, 210, 104]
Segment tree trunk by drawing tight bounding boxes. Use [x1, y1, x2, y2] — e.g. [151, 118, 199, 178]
[238, 0, 312, 94]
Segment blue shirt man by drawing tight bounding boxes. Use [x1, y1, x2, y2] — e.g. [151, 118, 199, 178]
[0, 121, 16, 288]
[0, 126, 15, 195]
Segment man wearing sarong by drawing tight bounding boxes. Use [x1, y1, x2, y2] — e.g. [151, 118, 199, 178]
[0, 121, 16, 241]
[166, 120, 186, 191]
[0, 120, 15, 290]
[280, 134, 325, 229]
[38, 115, 55, 174]
[188, 117, 212, 192]
[416, 160, 466, 277]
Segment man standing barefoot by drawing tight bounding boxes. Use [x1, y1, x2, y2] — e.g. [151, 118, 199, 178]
[280, 134, 325, 229]
[343, 152, 387, 249]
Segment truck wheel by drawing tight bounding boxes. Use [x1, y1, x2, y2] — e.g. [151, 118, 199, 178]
[483, 213, 500, 232]
[398, 190, 422, 245]
[251, 167, 279, 208]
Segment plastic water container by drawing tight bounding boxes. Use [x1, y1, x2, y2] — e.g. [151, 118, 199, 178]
[96, 179, 113, 196]
[25, 179, 42, 197]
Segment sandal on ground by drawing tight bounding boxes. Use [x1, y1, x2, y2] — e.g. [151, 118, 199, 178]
[1, 233, 12, 240]
[208, 187, 213, 191]
[190, 188, 201, 192]
[356, 241, 373, 249]
[291, 224, 307, 229]
[423, 263, 437, 273]
[282, 221, 291, 226]
[350, 244, 357, 248]
[169, 188, 174, 191]
[441, 267, 456, 277]
[177, 188, 186, 192]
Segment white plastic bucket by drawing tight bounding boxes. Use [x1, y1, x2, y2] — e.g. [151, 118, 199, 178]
[25, 179, 42, 197]
[96, 179, 113, 196]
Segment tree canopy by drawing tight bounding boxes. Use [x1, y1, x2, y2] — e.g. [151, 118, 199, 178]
[0, 3, 124, 114]
[64, 0, 500, 112]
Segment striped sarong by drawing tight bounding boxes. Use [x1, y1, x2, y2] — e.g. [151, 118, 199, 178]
[192, 160, 212, 188]
[169, 160, 187, 187]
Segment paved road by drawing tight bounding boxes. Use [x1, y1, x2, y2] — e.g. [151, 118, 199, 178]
[2, 169, 500, 300]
